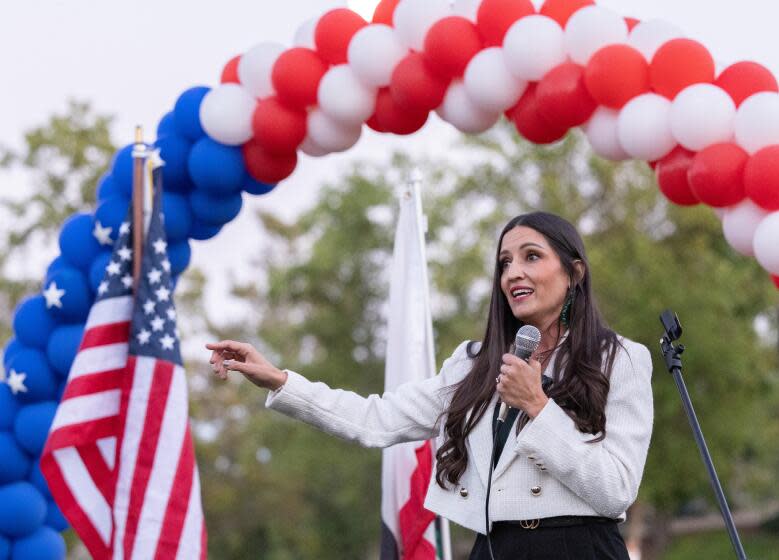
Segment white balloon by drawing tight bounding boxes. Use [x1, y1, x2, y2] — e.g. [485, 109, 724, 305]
[585, 107, 630, 161]
[199, 84, 256, 146]
[464, 48, 527, 114]
[348, 24, 408, 88]
[734, 92, 779, 154]
[503, 15, 567, 82]
[628, 19, 684, 62]
[307, 109, 362, 152]
[617, 93, 676, 161]
[564, 6, 628, 65]
[293, 17, 318, 49]
[753, 211, 779, 274]
[722, 200, 770, 256]
[300, 135, 330, 157]
[318, 65, 377, 126]
[452, 0, 482, 22]
[670, 84, 736, 151]
[393, 0, 452, 51]
[238, 42, 285, 99]
[438, 80, 501, 134]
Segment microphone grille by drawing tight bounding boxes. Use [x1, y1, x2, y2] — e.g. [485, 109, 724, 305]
[515, 325, 541, 355]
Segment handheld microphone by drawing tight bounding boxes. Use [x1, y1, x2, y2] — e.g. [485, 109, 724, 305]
[498, 325, 542, 422]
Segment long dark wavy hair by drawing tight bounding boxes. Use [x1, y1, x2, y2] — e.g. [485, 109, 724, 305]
[434, 212, 621, 490]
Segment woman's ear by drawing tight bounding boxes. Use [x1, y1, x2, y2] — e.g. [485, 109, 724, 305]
[572, 260, 585, 286]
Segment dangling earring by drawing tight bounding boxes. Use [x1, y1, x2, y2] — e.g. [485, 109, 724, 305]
[560, 286, 575, 328]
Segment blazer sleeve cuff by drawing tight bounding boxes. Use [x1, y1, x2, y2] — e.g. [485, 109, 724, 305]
[513, 398, 591, 467]
[264, 369, 307, 414]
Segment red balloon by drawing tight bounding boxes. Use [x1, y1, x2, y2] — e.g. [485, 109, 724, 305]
[625, 17, 640, 31]
[390, 52, 449, 112]
[655, 147, 699, 206]
[744, 145, 779, 211]
[585, 45, 649, 109]
[506, 84, 569, 144]
[243, 138, 298, 183]
[772, 275, 779, 290]
[715, 61, 779, 107]
[372, 0, 400, 25]
[423, 16, 483, 80]
[251, 97, 307, 156]
[372, 88, 429, 135]
[221, 55, 241, 84]
[476, 0, 536, 47]
[536, 63, 597, 130]
[539, 0, 594, 27]
[271, 48, 329, 109]
[687, 143, 748, 207]
[650, 39, 715, 99]
[315, 8, 368, 65]
[366, 113, 387, 133]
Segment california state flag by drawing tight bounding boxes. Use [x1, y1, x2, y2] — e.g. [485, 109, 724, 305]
[380, 175, 451, 560]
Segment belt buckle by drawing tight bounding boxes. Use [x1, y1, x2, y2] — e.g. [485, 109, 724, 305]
[519, 519, 540, 530]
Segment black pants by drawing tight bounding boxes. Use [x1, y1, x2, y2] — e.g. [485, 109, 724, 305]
[468, 520, 630, 560]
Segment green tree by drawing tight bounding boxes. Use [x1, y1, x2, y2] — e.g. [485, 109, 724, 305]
[194, 126, 778, 559]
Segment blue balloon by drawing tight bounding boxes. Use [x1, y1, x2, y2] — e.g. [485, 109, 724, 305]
[189, 190, 243, 226]
[162, 192, 193, 243]
[188, 220, 222, 241]
[7, 348, 58, 404]
[244, 177, 277, 196]
[157, 110, 176, 138]
[27, 461, 51, 501]
[14, 402, 58, 456]
[59, 213, 102, 271]
[94, 196, 130, 243]
[46, 324, 85, 378]
[0, 534, 9, 560]
[155, 134, 193, 193]
[88, 251, 113, 293]
[45, 500, 68, 532]
[168, 240, 192, 276]
[44, 256, 73, 284]
[188, 138, 246, 195]
[0, 432, 31, 484]
[0, 385, 20, 430]
[96, 174, 121, 202]
[44, 268, 92, 323]
[3, 338, 23, 370]
[11, 527, 65, 560]
[56, 379, 67, 402]
[111, 144, 135, 198]
[173, 86, 210, 141]
[12, 296, 57, 350]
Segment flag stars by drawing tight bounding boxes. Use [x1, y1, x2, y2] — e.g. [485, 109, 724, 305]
[43, 282, 66, 309]
[153, 239, 167, 255]
[93, 221, 114, 246]
[136, 329, 151, 345]
[159, 334, 175, 350]
[143, 300, 156, 315]
[150, 316, 165, 332]
[155, 286, 170, 302]
[148, 268, 162, 284]
[106, 261, 121, 276]
[119, 222, 131, 235]
[98, 281, 109, 295]
[118, 247, 132, 261]
[161, 259, 171, 273]
[7, 369, 27, 395]
[166, 308, 176, 321]
[121, 274, 133, 289]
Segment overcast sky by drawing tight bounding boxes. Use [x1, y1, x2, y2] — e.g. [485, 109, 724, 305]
[2, 0, 778, 324]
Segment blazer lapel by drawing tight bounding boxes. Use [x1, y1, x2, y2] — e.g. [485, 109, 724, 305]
[466, 391, 499, 490]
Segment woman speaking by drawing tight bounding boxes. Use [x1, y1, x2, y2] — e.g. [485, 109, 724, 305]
[206, 211, 653, 559]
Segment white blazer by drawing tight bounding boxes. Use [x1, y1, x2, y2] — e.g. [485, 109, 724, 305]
[265, 334, 654, 535]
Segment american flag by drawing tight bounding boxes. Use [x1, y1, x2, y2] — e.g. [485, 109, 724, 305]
[41, 169, 206, 559]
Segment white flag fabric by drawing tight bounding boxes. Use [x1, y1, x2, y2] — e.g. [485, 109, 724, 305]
[380, 176, 449, 560]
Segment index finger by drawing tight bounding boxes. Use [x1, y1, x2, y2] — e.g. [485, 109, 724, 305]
[205, 340, 249, 355]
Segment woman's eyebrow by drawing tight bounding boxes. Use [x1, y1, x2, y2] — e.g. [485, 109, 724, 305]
[499, 242, 545, 256]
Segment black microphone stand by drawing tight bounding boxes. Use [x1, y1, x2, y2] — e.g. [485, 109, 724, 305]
[659, 310, 747, 560]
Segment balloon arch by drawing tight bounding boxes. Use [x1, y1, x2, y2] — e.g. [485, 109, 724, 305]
[3, 0, 779, 556]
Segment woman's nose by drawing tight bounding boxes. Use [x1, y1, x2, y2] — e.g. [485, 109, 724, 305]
[507, 260, 526, 279]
